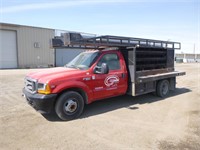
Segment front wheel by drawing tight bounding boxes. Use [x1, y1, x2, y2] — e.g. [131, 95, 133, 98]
[156, 80, 170, 98]
[55, 91, 84, 121]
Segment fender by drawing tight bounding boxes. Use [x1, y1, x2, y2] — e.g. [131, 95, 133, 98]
[51, 81, 93, 103]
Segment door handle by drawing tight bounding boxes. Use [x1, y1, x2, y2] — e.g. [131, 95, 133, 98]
[122, 73, 126, 78]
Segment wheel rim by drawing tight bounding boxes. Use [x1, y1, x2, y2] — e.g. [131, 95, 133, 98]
[162, 82, 169, 95]
[64, 99, 78, 114]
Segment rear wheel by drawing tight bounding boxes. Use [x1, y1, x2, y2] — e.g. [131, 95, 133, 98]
[55, 91, 84, 121]
[156, 80, 170, 97]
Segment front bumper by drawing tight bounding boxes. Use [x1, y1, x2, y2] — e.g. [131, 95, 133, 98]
[23, 88, 57, 114]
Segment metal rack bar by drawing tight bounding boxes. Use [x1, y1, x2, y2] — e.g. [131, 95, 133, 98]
[52, 33, 181, 50]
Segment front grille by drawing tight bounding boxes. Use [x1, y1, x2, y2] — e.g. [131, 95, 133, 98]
[25, 77, 37, 94]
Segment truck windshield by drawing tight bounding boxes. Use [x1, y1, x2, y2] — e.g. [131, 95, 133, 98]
[66, 51, 99, 70]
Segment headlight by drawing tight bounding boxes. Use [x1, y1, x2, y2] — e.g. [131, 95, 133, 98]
[37, 83, 51, 94]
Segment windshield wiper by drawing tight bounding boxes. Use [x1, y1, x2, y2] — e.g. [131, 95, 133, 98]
[65, 65, 80, 69]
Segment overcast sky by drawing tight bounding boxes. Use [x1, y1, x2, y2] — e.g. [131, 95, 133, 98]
[0, 0, 199, 53]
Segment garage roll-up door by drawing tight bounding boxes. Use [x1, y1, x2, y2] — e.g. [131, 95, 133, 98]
[0, 30, 17, 68]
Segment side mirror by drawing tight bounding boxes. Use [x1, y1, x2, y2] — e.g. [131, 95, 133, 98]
[101, 63, 109, 74]
[94, 63, 109, 74]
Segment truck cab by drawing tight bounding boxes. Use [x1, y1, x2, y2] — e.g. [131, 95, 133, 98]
[23, 33, 185, 120]
[23, 49, 128, 120]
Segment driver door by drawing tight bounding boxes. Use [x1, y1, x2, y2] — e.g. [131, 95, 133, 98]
[92, 52, 127, 100]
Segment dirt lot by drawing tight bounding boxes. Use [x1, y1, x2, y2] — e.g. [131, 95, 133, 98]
[0, 63, 200, 150]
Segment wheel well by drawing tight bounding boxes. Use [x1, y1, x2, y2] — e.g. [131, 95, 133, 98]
[54, 88, 88, 106]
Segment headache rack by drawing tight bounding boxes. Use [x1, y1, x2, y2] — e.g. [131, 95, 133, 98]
[51, 32, 181, 50]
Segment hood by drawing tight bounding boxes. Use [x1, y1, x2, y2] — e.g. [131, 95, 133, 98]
[27, 67, 86, 83]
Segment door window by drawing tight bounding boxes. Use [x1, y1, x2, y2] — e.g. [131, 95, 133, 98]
[97, 53, 120, 70]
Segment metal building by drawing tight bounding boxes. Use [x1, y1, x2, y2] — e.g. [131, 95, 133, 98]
[0, 23, 85, 69]
[0, 23, 55, 69]
[175, 53, 200, 63]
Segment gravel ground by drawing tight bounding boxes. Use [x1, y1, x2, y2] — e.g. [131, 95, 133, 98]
[0, 63, 200, 150]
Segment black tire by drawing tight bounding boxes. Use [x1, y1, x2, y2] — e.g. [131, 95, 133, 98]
[156, 80, 170, 98]
[55, 91, 84, 121]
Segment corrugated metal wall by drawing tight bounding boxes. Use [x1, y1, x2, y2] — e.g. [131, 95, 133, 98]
[0, 23, 55, 68]
[17, 26, 55, 68]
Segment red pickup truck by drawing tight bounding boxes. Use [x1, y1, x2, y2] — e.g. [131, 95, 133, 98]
[23, 34, 185, 120]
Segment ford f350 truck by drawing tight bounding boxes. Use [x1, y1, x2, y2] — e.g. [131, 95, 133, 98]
[23, 33, 185, 120]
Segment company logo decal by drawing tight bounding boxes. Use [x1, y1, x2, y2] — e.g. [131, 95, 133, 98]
[104, 75, 119, 87]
